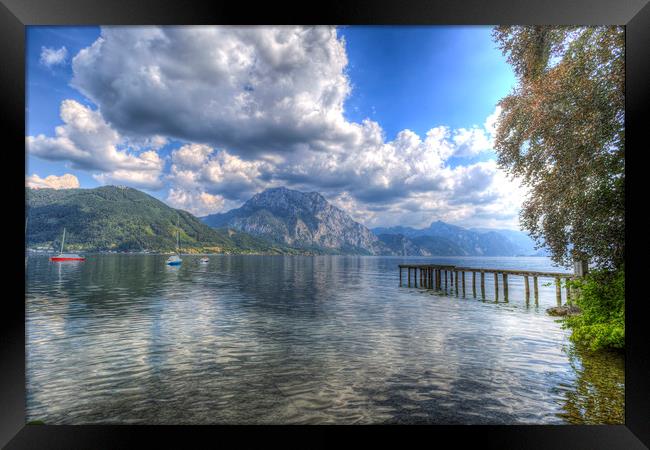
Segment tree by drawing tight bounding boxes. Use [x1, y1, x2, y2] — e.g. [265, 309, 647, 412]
[492, 26, 624, 270]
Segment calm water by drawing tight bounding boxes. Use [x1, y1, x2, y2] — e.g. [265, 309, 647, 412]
[26, 255, 624, 424]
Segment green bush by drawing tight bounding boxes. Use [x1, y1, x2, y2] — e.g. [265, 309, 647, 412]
[564, 268, 625, 351]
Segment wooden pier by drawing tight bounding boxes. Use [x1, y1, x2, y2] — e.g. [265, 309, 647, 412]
[398, 264, 575, 305]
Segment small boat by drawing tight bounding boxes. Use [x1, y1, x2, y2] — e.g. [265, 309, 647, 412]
[50, 228, 86, 262]
[200, 256, 209, 263]
[166, 215, 183, 266]
[166, 254, 182, 266]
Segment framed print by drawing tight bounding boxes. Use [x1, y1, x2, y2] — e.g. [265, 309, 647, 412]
[2, 0, 649, 448]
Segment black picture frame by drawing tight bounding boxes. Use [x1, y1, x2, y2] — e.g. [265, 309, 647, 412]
[2, 0, 648, 448]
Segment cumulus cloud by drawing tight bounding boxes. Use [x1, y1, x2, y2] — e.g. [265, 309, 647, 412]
[269, 122, 487, 205]
[171, 143, 214, 169]
[166, 187, 225, 217]
[484, 105, 502, 139]
[324, 159, 524, 229]
[92, 160, 164, 189]
[40, 46, 68, 67]
[26, 173, 80, 189]
[26, 100, 164, 189]
[71, 26, 358, 156]
[166, 143, 274, 203]
[452, 127, 492, 157]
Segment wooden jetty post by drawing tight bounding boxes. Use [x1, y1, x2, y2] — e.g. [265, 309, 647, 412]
[472, 272, 476, 297]
[524, 275, 530, 303]
[480, 272, 485, 298]
[574, 259, 589, 278]
[461, 271, 466, 297]
[399, 264, 573, 305]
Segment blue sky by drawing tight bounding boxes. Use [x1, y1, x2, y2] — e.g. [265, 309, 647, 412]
[26, 26, 522, 229]
[27, 26, 101, 187]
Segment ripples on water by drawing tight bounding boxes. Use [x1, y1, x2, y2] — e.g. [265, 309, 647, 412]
[25, 255, 624, 424]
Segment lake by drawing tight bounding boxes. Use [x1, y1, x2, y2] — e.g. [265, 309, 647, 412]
[25, 254, 624, 424]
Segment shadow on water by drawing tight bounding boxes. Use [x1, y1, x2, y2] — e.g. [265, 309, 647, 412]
[557, 345, 624, 424]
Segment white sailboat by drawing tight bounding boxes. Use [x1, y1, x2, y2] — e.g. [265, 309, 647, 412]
[50, 228, 86, 262]
[166, 216, 182, 266]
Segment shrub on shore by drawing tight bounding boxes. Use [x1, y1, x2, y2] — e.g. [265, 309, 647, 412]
[563, 268, 625, 351]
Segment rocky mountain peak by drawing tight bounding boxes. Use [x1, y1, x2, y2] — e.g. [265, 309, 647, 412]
[203, 186, 379, 254]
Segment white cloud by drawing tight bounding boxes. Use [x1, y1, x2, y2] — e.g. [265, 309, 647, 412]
[40, 46, 68, 67]
[92, 161, 164, 189]
[484, 105, 502, 138]
[26, 173, 80, 189]
[26, 100, 164, 190]
[167, 144, 272, 201]
[452, 127, 492, 157]
[166, 188, 225, 217]
[171, 143, 213, 169]
[71, 26, 357, 156]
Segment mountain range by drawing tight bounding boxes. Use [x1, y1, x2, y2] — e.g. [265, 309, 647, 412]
[26, 186, 299, 254]
[26, 185, 547, 257]
[373, 221, 547, 256]
[202, 187, 546, 257]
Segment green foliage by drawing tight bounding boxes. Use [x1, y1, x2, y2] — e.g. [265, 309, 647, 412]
[564, 268, 625, 351]
[492, 26, 624, 270]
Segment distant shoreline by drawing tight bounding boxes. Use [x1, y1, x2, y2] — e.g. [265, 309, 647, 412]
[27, 249, 552, 258]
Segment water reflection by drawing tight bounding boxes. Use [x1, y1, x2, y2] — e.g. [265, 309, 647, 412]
[26, 255, 623, 424]
[558, 345, 625, 424]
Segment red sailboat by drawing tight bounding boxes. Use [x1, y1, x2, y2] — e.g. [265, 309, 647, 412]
[49, 228, 86, 262]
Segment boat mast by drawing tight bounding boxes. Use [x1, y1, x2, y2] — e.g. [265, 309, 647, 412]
[176, 214, 180, 255]
[60, 228, 66, 254]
